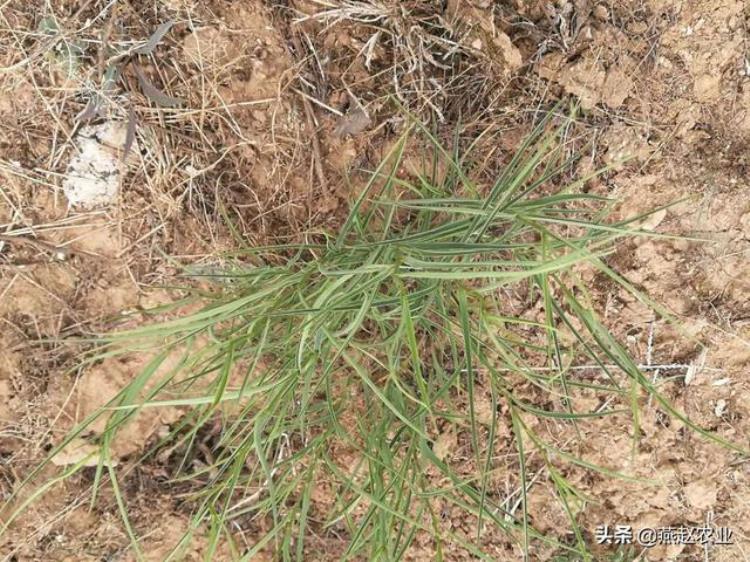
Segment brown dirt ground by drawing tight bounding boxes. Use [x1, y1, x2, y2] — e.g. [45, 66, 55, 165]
[0, 0, 749, 560]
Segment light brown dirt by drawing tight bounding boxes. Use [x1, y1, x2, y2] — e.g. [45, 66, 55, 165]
[1, 0, 749, 560]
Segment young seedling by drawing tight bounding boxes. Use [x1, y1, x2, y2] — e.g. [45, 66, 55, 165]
[2, 108, 742, 561]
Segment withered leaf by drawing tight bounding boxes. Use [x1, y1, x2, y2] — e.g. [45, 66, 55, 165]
[134, 20, 175, 55]
[76, 98, 100, 123]
[133, 64, 182, 107]
[123, 106, 138, 161]
[334, 105, 371, 138]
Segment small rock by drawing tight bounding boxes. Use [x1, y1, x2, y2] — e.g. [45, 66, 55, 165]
[714, 398, 728, 417]
[52, 437, 117, 467]
[63, 121, 134, 208]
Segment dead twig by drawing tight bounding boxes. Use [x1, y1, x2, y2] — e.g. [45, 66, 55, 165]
[0, 233, 71, 261]
[299, 89, 327, 196]
[285, 4, 329, 198]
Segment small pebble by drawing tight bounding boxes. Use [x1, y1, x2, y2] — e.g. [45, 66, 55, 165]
[714, 399, 727, 417]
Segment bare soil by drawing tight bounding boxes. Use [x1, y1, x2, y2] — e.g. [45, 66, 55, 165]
[1, 0, 749, 560]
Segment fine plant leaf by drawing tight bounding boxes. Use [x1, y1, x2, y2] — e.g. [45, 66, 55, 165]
[37, 16, 60, 35]
[6, 107, 745, 561]
[133, 63, 182, 107]
[38, 15, 84, 78]
[133, 20, 175, 55]
[77, 65, 121, 122]
[76, 97, 100, 122]
[103, 63, 121, 94]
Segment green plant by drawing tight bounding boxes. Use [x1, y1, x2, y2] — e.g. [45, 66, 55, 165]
[3, 110, 739, 560]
